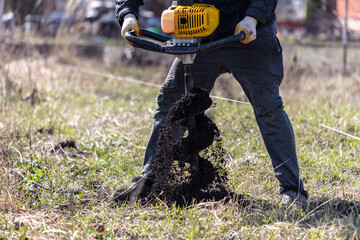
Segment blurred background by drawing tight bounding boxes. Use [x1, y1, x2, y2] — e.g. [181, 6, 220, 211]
[1, 0, 360, 37]
[0, 0, 359, 90]
[1, 0, 359, 38]
[1, 0, 360, 38]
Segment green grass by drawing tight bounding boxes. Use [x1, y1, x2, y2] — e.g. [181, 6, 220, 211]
[0, 44, 359, 239]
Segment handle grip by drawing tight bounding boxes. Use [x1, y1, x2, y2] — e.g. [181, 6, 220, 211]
[199, 33, 246, 52]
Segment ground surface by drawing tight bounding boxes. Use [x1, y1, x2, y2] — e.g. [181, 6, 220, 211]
[0, 42, 360, 239]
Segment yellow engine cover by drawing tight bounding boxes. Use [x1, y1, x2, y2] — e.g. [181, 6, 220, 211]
[162, 4, 219, 38]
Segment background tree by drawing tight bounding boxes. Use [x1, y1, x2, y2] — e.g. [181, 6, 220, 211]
[306, 0, 340, 38]
[10, 0, 44, 25]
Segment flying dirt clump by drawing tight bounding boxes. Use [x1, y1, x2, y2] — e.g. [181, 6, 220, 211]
[148, 87, 238, 206]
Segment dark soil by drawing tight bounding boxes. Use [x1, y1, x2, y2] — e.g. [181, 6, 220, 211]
[148, 87, 242, 206]
[168, 87, 212, 125]
[52, 140, 87, 157]
[37, 127, 54, 135]
[54, 140, 77, 151]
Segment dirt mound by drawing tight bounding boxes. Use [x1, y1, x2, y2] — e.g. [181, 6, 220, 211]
[54, 140, 77, 151]
[148, 88, 239, 206]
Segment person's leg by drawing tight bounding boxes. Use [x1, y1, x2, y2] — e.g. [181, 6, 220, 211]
[141, 58, 185, 179]
[225, 25, 308, 202]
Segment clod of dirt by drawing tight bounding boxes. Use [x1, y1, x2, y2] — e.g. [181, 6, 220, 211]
[147, 87, 240, 206]
[54, 140, 77, 151]
[329, 199, 360, 217]
[169, 87, 212, 125]
[51, 140, 89, 158]
[37, 127, 54, 135]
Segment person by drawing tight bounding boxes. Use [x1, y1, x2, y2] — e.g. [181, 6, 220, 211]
[113, 0, 309, 206]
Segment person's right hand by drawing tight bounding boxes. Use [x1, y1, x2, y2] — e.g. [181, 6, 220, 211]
[121, 14, 139, 43]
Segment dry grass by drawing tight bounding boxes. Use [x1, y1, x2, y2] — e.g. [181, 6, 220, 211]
[0, 41, 359, 239]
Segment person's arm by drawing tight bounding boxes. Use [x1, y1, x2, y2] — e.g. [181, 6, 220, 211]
[115, 0, 144, 26]
[244, 0, 278, 25]
[235, 0, 278, 44]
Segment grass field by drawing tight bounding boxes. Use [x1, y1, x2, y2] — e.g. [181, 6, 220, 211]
[0, 42, 359, 239]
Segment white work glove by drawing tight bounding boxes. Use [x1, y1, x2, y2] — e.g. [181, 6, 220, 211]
[121, 14, 140, 43]
[234, 16, 257, 44]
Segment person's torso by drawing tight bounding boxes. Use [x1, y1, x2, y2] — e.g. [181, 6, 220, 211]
[193, 0, 252, 38]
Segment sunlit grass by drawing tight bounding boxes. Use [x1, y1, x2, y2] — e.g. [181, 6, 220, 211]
[0, 44, 359, 239]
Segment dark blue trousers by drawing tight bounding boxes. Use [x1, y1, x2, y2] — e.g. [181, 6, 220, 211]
[141, 24, 307, 197]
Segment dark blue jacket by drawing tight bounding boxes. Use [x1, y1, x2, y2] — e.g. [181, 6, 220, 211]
[115, 0, 277, 37]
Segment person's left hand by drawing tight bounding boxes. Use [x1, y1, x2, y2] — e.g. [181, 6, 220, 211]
[234, 16, 257, 44]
